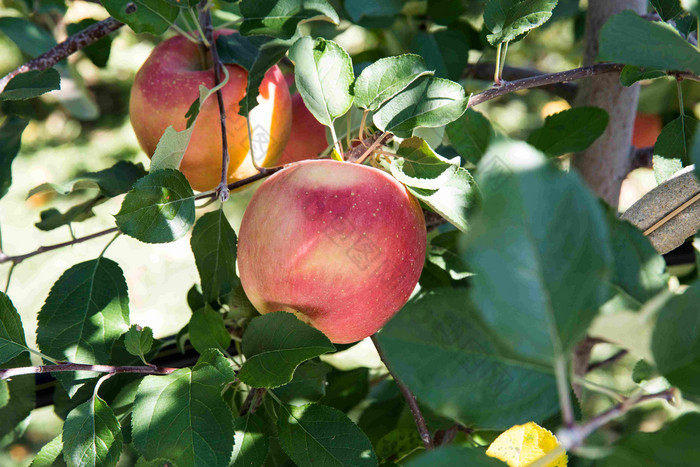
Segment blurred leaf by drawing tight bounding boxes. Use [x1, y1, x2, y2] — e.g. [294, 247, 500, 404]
[29, 161, 147, 199]
[35, 197, 105, 231]
[239, 0, 339, 38]
[375, 428, 422, 463]
[411, 29, 471, 81]
[527, 107, 609, 156]
[238, 312, 335, 388]
[191, 209, 240, 304]
[445, 108, 495, 164]
[56, 64, 100, 121]
[425, 230, 472, 281]
[30, 434, 66, 467]
[673, 11, 698, 37]
[406, 446, 507, 467]
[289, 37, 354, 127]
[345, 0, 403, 26]
[632, 359, 657, 383]
[619, 65, 667, 86]
[101, 0, 179, 35]
[0, 380, 7, 409]
[319, 367, 369, 413]
[694, 125, 700, 179]
[373, 76, 467, 138]
[354, 54, 432, 111]
[124, 325, 154, 364]
[653, 115, 698, 183]
[115, 169, 195, 244]
[463, 141, 613, 363]
[0, 69, 60, 101]
[233, 411, 269, 466]
[275, 360, 331, 406]
[650, 0, 684, 21]
[651, 282, 700, 396]
[277, 403, 377, 466]
[600, 413, 700, 466]
[0, 116, 28, 200]
[62, 395, 123, 467]
[132, 353, 235, 466]
[0, 293, 30, 365]
[483, 0, 558, 45]
[37, 258, 130, 394]
[357, 390, 404, 445]
[188, 306, 231, 354]
[67, 19, 113, 67]
[486, 421, 566, 467]
[0, 17, 56, 57]
[598, 11, 700, 75]
[377, 289, 559, 429]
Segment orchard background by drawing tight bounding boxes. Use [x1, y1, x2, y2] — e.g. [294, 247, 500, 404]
[0, 0, 699, 466]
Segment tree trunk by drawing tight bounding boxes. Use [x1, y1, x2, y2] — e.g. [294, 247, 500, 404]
[572, 0, 647, 208]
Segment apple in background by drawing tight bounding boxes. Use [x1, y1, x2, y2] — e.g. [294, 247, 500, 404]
[129, 30, 292, 192]
[632, 113, 662, 148]
[237, 160, 427, 343]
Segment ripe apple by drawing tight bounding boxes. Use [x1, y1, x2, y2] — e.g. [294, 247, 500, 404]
[129, 30, 292, 191]
[632, 113, 662, 148]
[237, 160, 427, 343]
[277, 74, 329, 165]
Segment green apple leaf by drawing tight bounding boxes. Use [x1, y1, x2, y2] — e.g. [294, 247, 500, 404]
[0, 116, 28, 201]
[652, 282, 700, 396]
[0, 17, 56, 57]
[132, 352, 235, 466]
[372, 76, 467, 138]
[239, 0, 339, 38]
[598, 11, 700, 75]
[66, 19, 113, 68]
[0, 380, 7, 409]
[115, 169, 195, 244]
[445, 108, 495, 164]
[600, 414, 700, 466]
[619, 65, 667, 87]
[190, 209, 240, 304]
[238, 312, 335, 388]
[62, 395, 123, 467]
[289, 37, 354, 127]
[527, 107, 609, 156]
[483, 0, 558, 46]
[694, 125, 700, 180]
[232, 411, 269, 467]
[462, 141, 613, 363]
[631, 359, 657, 384]
[35, 197, 106, 232]
[411, 29, 472, 81]
[100, 0, 179, 35]
[30, 434, 66, 467]
[653, 115, 698, 183]
[0, 293, 30, 365]
[277, 403, 377, 466]
[188, 306, 231, 354]
[345, 0, 402, 27]
[124, 325, 154, 364]
[650, 0, 684, 21]
[377, 288, 559, 428]
[275, 360, 331, 406]
[0, 69, 60, 101]
[318, 367, 369, 413]
[406, 446, 507, 467]
[353, 54, 433, 111]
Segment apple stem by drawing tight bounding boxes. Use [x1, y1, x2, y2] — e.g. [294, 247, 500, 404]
[371, 334, 434, 450]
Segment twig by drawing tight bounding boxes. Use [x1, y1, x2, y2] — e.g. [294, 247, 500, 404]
[587, 349, 629, 373]
[371, 334, 434, 450]
[240, 388, 266, 416]
[0, 362, 177, 380]
[0, 15, 130, 93]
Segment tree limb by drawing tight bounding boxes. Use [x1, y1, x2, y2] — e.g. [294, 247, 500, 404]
[0, 362, 177, 380]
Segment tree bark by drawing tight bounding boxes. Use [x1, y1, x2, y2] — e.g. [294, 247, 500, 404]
[572, 0, 647, 208]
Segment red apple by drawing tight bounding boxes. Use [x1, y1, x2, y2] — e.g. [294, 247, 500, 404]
[129, 30, 292, 192]
[237, 160, 427, 343]
[632, 113, 662, 148]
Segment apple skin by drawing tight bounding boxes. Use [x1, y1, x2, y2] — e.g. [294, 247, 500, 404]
[237, 160, 427, 343]
[632, 113, 662, 148]
[129, 30, 292, 192]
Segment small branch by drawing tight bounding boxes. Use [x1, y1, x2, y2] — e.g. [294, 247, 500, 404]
[630, 146, 654, 171]
[0, 14, 130, 93]
[0, 362, 177, 380]
[371, 334, 434, 450]
[587, 349, 629, 373]
[240, 388, 266, 416]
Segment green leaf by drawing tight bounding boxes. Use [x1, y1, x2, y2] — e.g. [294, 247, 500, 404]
[598, 10, 700, 75]
[277, 403, 377, 466]
[483, 0, 559, 46]
[239, 0, 339, 38]
[445, 108, 495, 164]
[66, 19, 113, 68]
[115, 169, 195, 244]
[100, 0, 180, 35]
[275, 360, 331, 406]
[124, 325, 154, 364]
[0, 17, 56, 57]
[132, 354, 235, 467]
[619, 65, 667, 87]
[344, 0, 403, 25]
[651, 282, 700, 396]
[631, 359, 657, 384]
[318, 367, 369, 413]
[63, 395, 123, 467]
[650, 0, 684, 21]
[424, 230, 472, 284]
[28, 161, 147, 199]
[188, 306, 231, 354]
[35, 197, 105, 232]
[30, 434, 66, 467]
[694, 125, 700, 180]
[406, 446, 507, 467]
[37, 258, 130, 393]
[372, 77, 467, 138]
[0, 354, 34, 439]
[390, 137, 479, 232]
[527, 107, 609, 156]
[232, 411, 269, 466]
[462, 141, 613, 363]
[238, 312, 335, 388]
[0, 69, 60, 101]
[0, 293, 29, 365]
[377, 289, 559, 429]
[0, 380, 8, 409]
[190, 210, 240, 303]
[653, 115, 698, 183]
[0, 116, 28, 200]
[289, 37, 354, 127]
[600, 413, 700, 466]
[354, 54, 433, 111]
[411, 29, 471, 81]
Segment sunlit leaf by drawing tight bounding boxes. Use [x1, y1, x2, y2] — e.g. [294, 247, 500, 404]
[62, 395, 123, 467]
[486, 422, 567, 467]
[354, 54, 433, 111]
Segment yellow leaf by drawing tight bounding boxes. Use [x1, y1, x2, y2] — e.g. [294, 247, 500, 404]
[486, 422, 567, 467]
